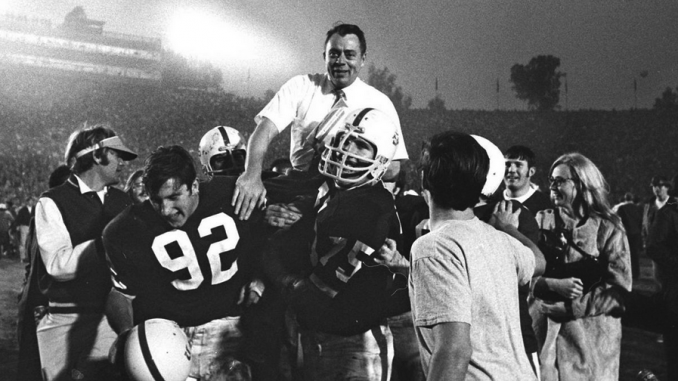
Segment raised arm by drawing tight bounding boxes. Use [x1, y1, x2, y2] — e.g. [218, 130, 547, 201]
[489, 200, 546, 276]
[232, 117, 279, 220]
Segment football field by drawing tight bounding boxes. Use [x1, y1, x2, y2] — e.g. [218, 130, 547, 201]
[0, 254, 667, 380]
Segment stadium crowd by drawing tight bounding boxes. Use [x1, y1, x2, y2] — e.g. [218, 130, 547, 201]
[2, 22, 677, 381]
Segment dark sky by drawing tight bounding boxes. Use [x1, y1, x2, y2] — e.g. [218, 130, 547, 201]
[5, 0, 678, 110]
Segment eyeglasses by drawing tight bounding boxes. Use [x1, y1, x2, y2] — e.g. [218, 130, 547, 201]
[548, 176, 573, 187]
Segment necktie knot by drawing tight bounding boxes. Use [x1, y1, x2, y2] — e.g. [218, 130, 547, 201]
[333, 89, 346, 106]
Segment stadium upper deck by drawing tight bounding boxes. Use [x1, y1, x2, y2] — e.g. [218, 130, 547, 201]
[0, 10, 161, 83]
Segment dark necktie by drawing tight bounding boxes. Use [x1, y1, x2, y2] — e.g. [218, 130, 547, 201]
[332, 89, 346, 106]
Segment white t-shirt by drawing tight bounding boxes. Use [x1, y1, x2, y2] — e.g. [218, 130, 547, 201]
[409, 217, 536, 380]
[256, 73, 408, 170]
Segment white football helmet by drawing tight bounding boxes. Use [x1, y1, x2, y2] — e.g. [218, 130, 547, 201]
[198, 126, 246, 176]
[471, 135, 505, 197]
[319, 108, 398, 188]
[124, 318, 191, 381]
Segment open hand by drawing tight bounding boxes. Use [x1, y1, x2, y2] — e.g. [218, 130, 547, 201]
[232, 171, 266, 220]
[489, 200, 521, 230]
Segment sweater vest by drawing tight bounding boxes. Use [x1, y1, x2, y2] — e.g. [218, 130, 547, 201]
[38, 175, 132, 312]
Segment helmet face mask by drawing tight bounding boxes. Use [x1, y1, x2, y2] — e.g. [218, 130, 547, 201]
[319, 108, 398, 189]
[199, 126, 246, 176]
[209, 148, 246, 176]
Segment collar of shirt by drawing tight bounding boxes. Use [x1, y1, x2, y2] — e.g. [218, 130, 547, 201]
[323, 74, 365, 102]
[73, 174, 108, 203]
[503, 185, 537, 204]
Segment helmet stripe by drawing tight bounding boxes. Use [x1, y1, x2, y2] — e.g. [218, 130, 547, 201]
[218, 126, 231, 145]
[351, 108, 374, 126]
[139, 321, 167, 381]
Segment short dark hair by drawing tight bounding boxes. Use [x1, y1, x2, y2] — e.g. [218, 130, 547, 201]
[325, 23, 366, 55]
[651, 175, 670, 187]
[48, 164, 71, 188]
[420, 131, 489, 210]
[65, 125, 117, 174]
[504, 145, 536, 168]
[143, 146, 197, 199]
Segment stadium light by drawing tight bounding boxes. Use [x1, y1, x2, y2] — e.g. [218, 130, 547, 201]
[0, 1, 10, 14]
[165, 9, 257, 62]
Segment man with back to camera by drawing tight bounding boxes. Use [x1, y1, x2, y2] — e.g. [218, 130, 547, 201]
[34, 125, 137, 381]
[409, 131, 546, 381]
[232, 23, 408, 220]
[104, 145, 266, 381]
[502, 145, 552, 215]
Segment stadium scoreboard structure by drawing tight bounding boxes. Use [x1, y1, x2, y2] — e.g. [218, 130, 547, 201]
[0, 9, 162, 85]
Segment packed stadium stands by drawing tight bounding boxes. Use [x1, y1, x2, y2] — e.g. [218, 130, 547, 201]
[2, 67, 678, 206]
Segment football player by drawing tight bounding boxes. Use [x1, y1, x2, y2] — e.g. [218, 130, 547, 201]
[103, 145, 265, 381]
[263, 108, 410, 381]
[198, 125, 288, 381]
[198, 125, 247, 178]
[199, 125, 306, 229]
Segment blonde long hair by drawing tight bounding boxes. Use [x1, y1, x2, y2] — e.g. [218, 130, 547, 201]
[550, 152, 622, 229]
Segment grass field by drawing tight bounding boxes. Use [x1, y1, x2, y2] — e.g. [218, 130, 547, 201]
[0, 254, 668, 381]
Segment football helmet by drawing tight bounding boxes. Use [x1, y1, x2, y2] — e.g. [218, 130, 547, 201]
[471, 134, 504, 197]
[319, 108, 398, 188]
[198, 126, 247, 176]
[124, 318, 191, 381]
